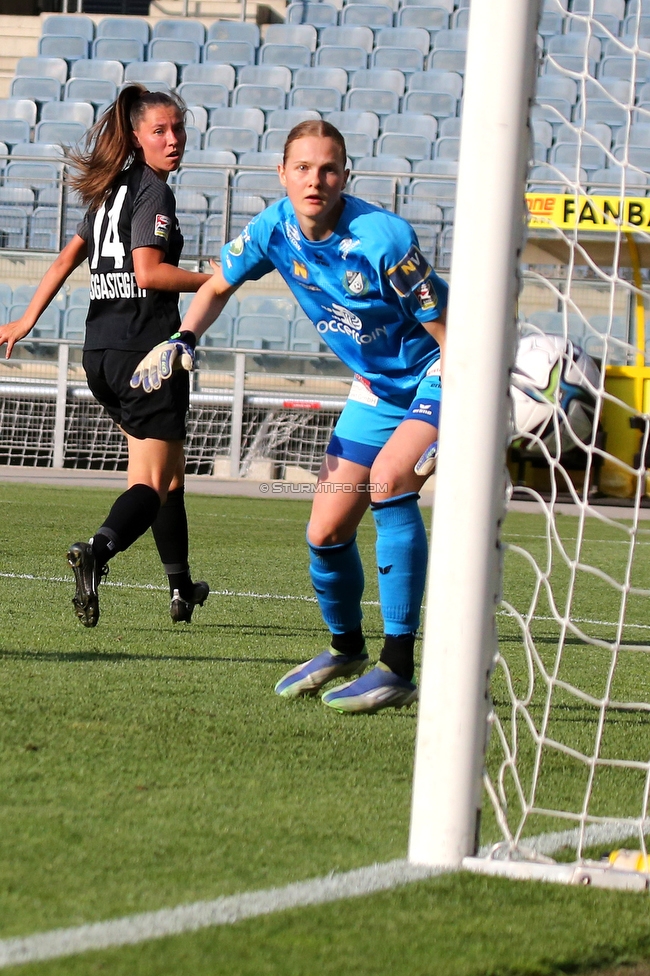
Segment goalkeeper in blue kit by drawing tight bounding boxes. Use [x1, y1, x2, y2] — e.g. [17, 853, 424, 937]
[132, 121, 447, 714]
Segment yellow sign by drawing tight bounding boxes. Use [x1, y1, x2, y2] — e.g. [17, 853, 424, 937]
[526, 192, 650, 233]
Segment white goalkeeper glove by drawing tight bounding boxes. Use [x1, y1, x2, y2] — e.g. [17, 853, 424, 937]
[414, 439, 438, 477]
[130, 332, 196, 393]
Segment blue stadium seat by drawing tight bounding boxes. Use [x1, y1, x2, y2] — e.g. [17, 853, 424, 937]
[536, 74, 578, 105]
[545, 33, 601, 74]
[152, 19, 206, 45]
[326, 109, 378, 157]
[207, 21, 260, 47]
[205, 126, 259, 155]
[176, 212, 202, 255]
[399, 197, 443, 228]
[96, 17, 150, 44]
[181, 62, 236, 89]
[148, 39, 201, 66]
[233, 84, 287, 111]
[293, 67, 351, 97]
[622, 13, 650, 35]
[38, 35, 88, 62]
[375, 26, 431, 55]
[177, 168, 228, 213]
[345, 67, 405, 115]
[614, 122, 650, 148]
[186, 105, 209, 131]
[537, 10, 565, 39]
[0, 120, 30, 149]
[0, 187, 35, 211]
[0, 142, 8, 173]
[71, 59, 124, 86]
[320, 26, 374, 53]
[203, 213, 227, 253]
[315, 45, 368, 72]
[261, 129, 293, 152]
[290, 86, 342, 112]
[175, 189, 209, 214]
[267, 108, 320, 130]
[586, 76, 634, 101]
[371, 46, 424, 73]
[377, 131, 433, 161]
[35, 120, 86, 146]
[229, 195, 266, 239]
[599, 54, 650, 85]
[10, 303, 59, 337]
[69, 286, 89, 307]
[239, 295, 296, 318]
[340, 4, 394, 28]
[64, 78, 117, 106]
[613, 144, 650, 168]
[124, 61, 178, 89]
[200, 311, 234, 347]
[239, 150, 283, 166]
[209, 106, 265, 134]
[350, 155, 410, 205]
[29, 206, 60, 250]
[550, 141, 607, 172]
[265, 24, 318, 51]
[42, 14, 95, 41]
[528, 162, 589, 190]
[0, 98, 37, 125]
[286, 2, 339, 28]
[427, 48, 466, 73]
[233, 314, 290, 350]
[588, 166, 647, 193]
[259, 43, 313, 69]
[403, 69, 460, 115]
[397, 5, 450, 33]
[10, 78, 61, 104]
[233, 172, 283, 202]
[183, 148, 237, 166]
[92, 38, 145, 64]
[15, 56, 68, 83]
[238, 65, 293, 92]
[290, 317, 323, 353]
[12, 284, 38, 304]
[184, 126, 202, 151]
[0, 283, 11, 307]
[532, 118, 554, 150]
[62, 306, 86, 341]
[178, 83, 229, 110]
[203, 40, 256, 68]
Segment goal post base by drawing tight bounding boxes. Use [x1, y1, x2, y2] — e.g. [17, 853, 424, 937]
[462, 856, 649, 893]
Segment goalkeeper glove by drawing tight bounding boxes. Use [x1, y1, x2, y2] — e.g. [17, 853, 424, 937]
[130, 331, 197, 393]
[414, 439, 438, 477]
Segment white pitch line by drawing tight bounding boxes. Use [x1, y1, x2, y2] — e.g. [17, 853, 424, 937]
[0, 861, 440, 969]
[2, 816, 648, 969]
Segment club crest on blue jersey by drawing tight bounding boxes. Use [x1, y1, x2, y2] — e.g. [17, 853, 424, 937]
[342, 270, 370, 297]
[229, 235, 245, 256]
[415, 278, 438, 311]
[386, 244, 432, 297]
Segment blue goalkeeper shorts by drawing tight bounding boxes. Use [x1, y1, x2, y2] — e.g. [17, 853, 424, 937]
[327, 363, 442, 469]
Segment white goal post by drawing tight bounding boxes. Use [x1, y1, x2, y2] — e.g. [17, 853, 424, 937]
[409, 0, 650, 891]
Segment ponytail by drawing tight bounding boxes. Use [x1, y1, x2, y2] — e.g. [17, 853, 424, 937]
[67, 85, 187, 211]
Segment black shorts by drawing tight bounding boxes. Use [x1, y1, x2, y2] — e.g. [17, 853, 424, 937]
[83, 348, 190, 441]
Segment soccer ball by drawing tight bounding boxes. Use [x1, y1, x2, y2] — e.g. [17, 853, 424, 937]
[510, 333, 600, 456]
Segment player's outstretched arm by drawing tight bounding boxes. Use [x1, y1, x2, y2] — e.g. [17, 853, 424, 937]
[130, 265, 239, 393]
[0, 235, 88, 359]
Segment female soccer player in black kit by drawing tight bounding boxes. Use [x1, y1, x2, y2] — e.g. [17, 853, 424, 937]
[0, 85, 212, 628]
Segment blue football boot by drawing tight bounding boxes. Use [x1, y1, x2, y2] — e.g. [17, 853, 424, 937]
[275, 647, 369, 699]
[321, 663, 418, 714]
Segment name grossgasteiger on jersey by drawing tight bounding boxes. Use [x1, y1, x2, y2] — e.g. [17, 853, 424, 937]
[220, 194, 449, 407]
[77, 163, 184, 352]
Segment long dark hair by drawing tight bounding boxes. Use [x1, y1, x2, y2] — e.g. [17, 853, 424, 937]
[283, 120, 347, 166]
[67, 85, 187, 210]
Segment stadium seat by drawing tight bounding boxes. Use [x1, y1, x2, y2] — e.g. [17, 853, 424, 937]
[176, 212, 202, 255]
[286, 2, 339, 28]
[327, 109, 380, 137]
[29, 206, 61, 250]
[205, 126, 258, 155]
[427, 48, 466, 73]
[96, 17, 150, 44]
[259, 43, 313, 70]
[0, 120, 30, 149]
[371, 46, 424, 73]
[265, 24, 318, 51]
[10, 78, 61, 104]
[0, 208, 28, 248]
[152, 19, 205, 45]
[613, 144, 650, 168]
[239, 150, 283, 167]
[260, 129, 292, 152]
[181, 62, 236, 89]
[550, 141, 607, 172]
[71, 59, 124, 86]
[233, 314, 290, 350]
[622, 13, 650, 35]
[209, 106, 265, 135]
[614, 122, 650, 147]
[69, 286, 89, 307]
[340, 4, 394, 28]
[0, 142, 8, 173]
[397, 5, 450, 33]
[290, 86, 342, 112]
[0, 187, 34, 211]
[532, 118, 554, 150]
[200, 311, 234, 347]
[92, 38, 145, 64]
[267, 108, 321, 130]
[238, 295, 296, 319]
[38, 35, 88, 62]
[178, 83, 229, 111]
[290, 317, 322, 353]
[527, 310, 585, 343]
[206, 21, 260, 48]
[203, 213, 227, 253]
[376, 130, 432, 161]
[345, 68, 405, 115]
[293, 66, 350, 95]
[315, 45, 369, 72]
[42, 14, 95, 41]
[64, 78, 117, 106]
[174, 189, 209, 216]
[232, 172, 283, 203]
[528, 162, 589, 190]
[537, 10, 565, 38]
[10, 302, 59, 336]
[587, 167, 649, 194]
[62, 306, 86, 341]
[148, 39, 201, 66]
[35, 120, 86, 146]
[183, 148, 237, 166]
[350, 155, 410, 206]
[229, 194, 266, 239]
[124, 61, 178, 89]
[403, 71, 460, 116]
[186, 105, 209, 132]
[320, 26, 374, 54]
[0, 98, 37, 126]
[536, 74, 578, 106]
[233, 84, 287, 111]
[545, 33, 601, 74]
[238, 65, 293, 93]
[15, 56, 68, 84]
[375, 26, 431, 55]
[203, 40, 256, 68]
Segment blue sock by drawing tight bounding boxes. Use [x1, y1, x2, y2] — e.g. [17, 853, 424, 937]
[308, 531, 364, 637]
[371, 492, 428, 635]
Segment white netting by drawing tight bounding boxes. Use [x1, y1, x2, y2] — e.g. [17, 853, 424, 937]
[483, 0, 650, 867]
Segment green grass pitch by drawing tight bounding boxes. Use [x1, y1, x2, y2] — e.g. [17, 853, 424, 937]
[1, 482, 650, 975]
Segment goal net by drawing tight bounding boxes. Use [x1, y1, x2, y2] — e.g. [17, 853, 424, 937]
[410, 0, 650, 890]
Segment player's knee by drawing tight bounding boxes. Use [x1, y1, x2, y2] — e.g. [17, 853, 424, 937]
[369, 458, 406, 501]
[307, 522, 352, 547]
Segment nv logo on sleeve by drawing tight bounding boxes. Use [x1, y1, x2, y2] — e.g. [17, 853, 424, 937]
[386, 244, 433, 298]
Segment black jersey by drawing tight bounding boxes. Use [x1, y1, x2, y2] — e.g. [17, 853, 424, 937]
[77, 163, 184, 352]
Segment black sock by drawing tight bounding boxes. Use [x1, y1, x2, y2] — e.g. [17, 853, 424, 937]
[331, 626, 366, 656]
[151, 486, 193, 599]
[379, 633, 416, 682]
[92, 484, 161, 566]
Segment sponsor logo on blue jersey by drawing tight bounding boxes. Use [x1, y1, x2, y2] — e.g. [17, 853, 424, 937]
[285, 220, 302, 252]
[317, 303, 388, 345]
[339, 237, 361, 259]
[386, 244, 432, 297]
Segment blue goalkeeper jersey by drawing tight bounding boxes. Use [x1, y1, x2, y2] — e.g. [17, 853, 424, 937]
[220, 194, 448, 407]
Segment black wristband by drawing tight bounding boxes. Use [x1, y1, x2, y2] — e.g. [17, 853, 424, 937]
[172, 330, 197, 350]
